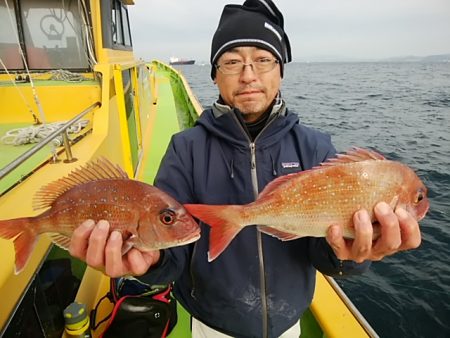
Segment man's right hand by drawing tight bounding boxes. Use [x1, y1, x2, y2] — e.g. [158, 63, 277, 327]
[69, 219, 161, 278]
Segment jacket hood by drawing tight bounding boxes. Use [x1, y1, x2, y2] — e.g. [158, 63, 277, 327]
[195, 98, 299, 148]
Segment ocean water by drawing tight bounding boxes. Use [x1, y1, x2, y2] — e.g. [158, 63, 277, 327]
[177, 62, 450, 338]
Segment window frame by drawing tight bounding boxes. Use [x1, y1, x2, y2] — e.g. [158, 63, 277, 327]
[101, 0, 133, 51]
[0, 0, 93, 72]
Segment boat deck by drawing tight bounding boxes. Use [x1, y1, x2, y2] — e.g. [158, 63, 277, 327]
[135, 72, 191, 337]
[136, 74, 180, 182]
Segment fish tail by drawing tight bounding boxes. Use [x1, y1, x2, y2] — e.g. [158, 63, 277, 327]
[184, 204, 245, 262]
[0, 217, 38, 274]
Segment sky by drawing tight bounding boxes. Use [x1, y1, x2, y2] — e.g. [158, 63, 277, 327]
[128, 0, 450, 63]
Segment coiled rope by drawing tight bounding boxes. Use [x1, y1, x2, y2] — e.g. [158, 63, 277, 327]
[48, 69, 88, 82]
[1, 120, 89, 146]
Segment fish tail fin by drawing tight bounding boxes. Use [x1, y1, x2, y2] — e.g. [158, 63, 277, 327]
[0, 218, 37, 274]
[184, 204, 245, 262]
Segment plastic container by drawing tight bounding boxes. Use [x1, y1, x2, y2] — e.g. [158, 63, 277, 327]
[63, 302, 91, 337]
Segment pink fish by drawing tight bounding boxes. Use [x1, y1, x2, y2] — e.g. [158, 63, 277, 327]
[184, 148, 429, 261]
[0, 158, 200, 273]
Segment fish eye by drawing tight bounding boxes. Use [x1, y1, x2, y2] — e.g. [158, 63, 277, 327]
[160, 209, 176, 225]
[415, 190, 425, 204]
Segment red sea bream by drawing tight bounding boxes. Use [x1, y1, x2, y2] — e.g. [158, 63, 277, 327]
[0, 158, 200, 273]
[184, 148, 429, 261]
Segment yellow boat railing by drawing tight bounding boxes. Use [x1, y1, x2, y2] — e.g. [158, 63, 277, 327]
[324, 275, 379, 337]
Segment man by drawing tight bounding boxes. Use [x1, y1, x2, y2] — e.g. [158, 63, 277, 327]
[70, 1, 421, 337]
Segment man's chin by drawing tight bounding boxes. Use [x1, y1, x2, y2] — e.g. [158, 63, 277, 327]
[237, 109, 266, 123]
[236, 102, 264, 115]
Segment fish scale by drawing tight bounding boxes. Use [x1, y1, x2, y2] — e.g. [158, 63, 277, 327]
[250, 161, 400, 228]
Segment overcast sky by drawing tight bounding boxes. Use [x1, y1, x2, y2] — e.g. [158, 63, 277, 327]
[128, 0, 450, 63]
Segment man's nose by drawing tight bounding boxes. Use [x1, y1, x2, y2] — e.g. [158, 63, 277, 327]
[239, 63, 257, 82]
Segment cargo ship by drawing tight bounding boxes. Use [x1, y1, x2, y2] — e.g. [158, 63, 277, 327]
[169, 57, 195, 65]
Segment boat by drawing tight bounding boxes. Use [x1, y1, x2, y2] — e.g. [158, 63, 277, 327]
[0, 1, 377, 337]
[169, 57, 195, 65]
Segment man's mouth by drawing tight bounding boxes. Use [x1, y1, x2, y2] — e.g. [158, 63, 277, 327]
[236, 89, 263, 96]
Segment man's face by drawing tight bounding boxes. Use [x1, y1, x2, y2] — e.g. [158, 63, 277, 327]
[214, 46, 281, 123]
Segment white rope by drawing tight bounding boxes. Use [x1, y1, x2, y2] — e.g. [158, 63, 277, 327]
[80, 0, 98, 66]
[0, 120, 89, 146]
[48, 69, 87, 82]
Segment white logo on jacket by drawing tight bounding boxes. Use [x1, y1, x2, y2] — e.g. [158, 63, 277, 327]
[281, 162, 299, 169]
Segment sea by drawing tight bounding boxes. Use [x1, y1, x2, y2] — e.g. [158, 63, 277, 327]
[175, 62, 450, 338]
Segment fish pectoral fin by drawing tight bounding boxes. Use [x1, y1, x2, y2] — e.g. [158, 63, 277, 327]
[258, 226, 302, 241]
[122, 235, 137, 255]
[389, 195, 400, 210]
[49, 233, 72, 250]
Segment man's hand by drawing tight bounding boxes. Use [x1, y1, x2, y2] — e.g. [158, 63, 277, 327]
[69, 219, 161, 277]
[326, 202, 422, 263]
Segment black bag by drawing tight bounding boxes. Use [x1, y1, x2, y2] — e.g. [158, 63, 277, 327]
[91, 277, 177, 338]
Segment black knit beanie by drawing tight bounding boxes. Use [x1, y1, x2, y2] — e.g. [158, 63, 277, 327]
[210, 0, 292, 79]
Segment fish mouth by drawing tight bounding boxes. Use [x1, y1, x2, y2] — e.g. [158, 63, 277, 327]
[160, 232, 201, 249]
[139, 232, 201, 252]
[414, 201, 430, 221]
[181, 232, 201, 245]
[404, 198, 430, 221]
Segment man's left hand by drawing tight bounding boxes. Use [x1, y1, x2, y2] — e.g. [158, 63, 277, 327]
[326, 201, 422, 263]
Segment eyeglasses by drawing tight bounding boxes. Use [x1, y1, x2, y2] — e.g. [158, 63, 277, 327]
[215, 57, 279, 75]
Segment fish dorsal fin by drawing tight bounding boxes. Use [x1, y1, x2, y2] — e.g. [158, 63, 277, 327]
[258, 172, 298, 199]
[33, 157, 129, 210]
[319, 147, 385, 168]
[258, 148, 385, 200]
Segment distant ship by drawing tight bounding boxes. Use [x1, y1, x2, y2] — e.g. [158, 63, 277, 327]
[169, 57, 195, 65]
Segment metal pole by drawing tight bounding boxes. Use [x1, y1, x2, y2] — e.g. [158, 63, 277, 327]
[62, 131, 76, 163]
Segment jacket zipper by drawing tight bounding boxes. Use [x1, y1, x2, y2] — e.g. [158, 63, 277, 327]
[228, 114, 270, 338]
[190, 241, 199, 300]
[250, 114, 279, 338]
[250, 141, 269, 338]
[253, 112, 281, 338]
[190, 111, 277, 337]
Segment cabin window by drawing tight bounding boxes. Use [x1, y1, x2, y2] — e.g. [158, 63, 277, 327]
[0, 0, 91, 71]
[0, 0, 24, 69]
[122, 68, 139, 169]
[111, 0, 132, 48]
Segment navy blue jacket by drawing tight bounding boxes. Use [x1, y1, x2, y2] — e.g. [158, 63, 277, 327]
[139, 102, 370, 338]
